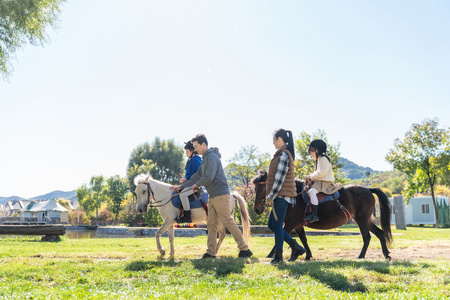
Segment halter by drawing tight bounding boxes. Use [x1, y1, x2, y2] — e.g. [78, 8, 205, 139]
[141, 181, 201, 208]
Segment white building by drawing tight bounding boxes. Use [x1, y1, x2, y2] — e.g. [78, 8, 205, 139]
[390, 196, 449, 226]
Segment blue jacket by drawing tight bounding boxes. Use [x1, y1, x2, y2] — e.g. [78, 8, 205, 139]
[180, 148, 230, 198]
[185, 154, 201, 180]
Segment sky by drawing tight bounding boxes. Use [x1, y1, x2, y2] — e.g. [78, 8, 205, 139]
[1, 0, 450, 198]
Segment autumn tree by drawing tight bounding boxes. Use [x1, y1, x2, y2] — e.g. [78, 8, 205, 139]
[386, 118, 450, 228]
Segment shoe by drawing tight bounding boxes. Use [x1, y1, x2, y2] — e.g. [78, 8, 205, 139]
[269, 250, 283, 264]
[200, 253, 216, 259]
[238, 249, 253, 258]
[178, 210, 192, 223]
[304, 205, 319, 223]
[287, 239, 306, 262]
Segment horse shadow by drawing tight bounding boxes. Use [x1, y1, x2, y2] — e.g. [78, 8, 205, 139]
[191, 256, 257, 278]
[273, 260, 430, 293]
[125, 260, 183, 271]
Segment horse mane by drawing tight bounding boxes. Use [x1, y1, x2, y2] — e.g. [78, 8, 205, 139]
[133, 173, 172, 187]
[251, 169, 267, 185]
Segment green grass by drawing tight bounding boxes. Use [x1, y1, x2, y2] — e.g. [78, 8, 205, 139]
[0, 227, 449, 299]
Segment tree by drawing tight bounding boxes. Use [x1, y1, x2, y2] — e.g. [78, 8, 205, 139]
[386, 118, 450, 228]
[127, 137, 184, 188]
[76, 176, 108, 225]
[57, 198, 71, 210]
[0, 0, 66, 79]
[126, 158, 156, 193]
[105, 175, 129, 224]
[294, 129, 346, 184]
[225, 145, 270, 187]
[89, 176, 108, 225]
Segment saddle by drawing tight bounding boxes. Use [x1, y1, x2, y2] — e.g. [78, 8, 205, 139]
[302, 187, 351, 222]
[171, 190, 209, 220]
[301, 187, 340, 205]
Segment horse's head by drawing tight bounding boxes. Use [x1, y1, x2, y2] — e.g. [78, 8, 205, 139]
[134, 174, 152, 213]
[251, 169, 268, 215]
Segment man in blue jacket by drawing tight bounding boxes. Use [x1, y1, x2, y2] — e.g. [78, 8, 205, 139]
[172, 134, 252, 259]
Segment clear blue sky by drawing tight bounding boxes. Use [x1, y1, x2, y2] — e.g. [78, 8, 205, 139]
[1, 1, 449, 198]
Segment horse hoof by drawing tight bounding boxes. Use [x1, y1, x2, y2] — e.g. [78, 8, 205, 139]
[386, 256, 392, 261]
[160, 250, 166, 256]
[305, 256, 312, 261]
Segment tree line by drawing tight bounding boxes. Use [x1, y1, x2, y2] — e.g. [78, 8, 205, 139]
[74, 118, 449, 228]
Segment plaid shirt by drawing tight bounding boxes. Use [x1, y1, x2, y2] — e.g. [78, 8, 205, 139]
[268, 152, 296, 206]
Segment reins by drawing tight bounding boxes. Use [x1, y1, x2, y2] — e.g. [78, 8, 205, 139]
[143, 182, 201, 208]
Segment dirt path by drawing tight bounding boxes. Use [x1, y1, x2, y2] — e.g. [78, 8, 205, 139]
[311, 243, 450, 261]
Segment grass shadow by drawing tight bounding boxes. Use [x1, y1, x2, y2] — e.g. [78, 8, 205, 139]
[191, 256, 257, 277]
[125, 259, 183, 271]
[274, 259, 430, 293]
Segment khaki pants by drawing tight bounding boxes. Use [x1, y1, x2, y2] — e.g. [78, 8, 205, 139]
[206, 194, 248, 256]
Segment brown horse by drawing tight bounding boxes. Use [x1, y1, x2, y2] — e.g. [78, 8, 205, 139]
[252, 170, 392, 261]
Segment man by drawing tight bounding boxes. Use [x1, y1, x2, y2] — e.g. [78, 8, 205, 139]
[171, 134, 252, 259]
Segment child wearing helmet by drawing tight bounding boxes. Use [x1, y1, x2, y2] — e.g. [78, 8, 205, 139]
[304, 139, 343, 223]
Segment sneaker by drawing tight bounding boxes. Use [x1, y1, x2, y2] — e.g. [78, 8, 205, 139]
[238, 249, 253, 258]
[200, 253, 216, 259]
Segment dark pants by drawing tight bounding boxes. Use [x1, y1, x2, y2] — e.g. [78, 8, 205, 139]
[267, 197, 295, 251]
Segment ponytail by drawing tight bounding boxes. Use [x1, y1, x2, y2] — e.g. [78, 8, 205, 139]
[274, 129, 295, 160]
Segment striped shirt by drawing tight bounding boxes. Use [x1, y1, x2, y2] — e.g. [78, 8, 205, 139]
[267, 152, 296, 206]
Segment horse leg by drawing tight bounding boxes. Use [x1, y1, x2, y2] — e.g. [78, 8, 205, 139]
[355, 220, 371, 259]
[368, 222, 391, 260]
[155, 220, 175, 257]
[168, 224, 175, 259]
[295, 226, 312, 261]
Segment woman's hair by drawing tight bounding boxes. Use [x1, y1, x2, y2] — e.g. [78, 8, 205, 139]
[308, 139, 331, 162]
[274, 129, 295, 160]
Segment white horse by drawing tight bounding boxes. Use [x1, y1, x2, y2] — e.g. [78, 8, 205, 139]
[134, 174, 251, 258]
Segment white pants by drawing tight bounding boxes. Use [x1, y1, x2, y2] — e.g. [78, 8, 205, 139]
[308, 187, 319, 205]
[180, 187, 194, 211]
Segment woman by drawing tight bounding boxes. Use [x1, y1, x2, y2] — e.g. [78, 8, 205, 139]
[304, 139, 343, 223]
[266, 129, 306, 263]
[178, 140, 202, 223]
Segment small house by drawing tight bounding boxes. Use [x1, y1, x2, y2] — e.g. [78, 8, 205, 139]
[390, 196, 449, 226]
[20, 199, 69, 224]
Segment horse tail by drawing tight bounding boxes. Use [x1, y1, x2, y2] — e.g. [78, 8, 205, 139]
[231, 191, 252, 247]
[370, 188, 393, 246]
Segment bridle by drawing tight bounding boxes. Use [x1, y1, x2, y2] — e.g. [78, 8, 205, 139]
[140, 181, 202, 209]
[142, 182, 172, 208]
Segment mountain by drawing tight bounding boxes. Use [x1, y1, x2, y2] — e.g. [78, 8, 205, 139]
[339, 157, 378, 180]
[0, 190, 76, 204]
[0, 196, 27, 204]
[30, 190, 77, 201]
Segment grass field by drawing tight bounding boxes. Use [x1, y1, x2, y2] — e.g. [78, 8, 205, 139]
[0, 226, 449, 299]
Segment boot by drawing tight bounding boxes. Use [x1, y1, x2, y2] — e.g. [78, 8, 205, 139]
[269, 250, 283, 264]
[178, 210, 192, 223]
[287, 239, 306, 262]
[304, 204, 319, 223]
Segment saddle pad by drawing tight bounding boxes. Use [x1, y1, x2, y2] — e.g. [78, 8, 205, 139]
[302, 188, 340, 205]
[171, 190, 209, 209]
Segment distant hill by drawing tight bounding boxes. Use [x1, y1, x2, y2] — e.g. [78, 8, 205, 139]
[30, 190, 77, 201]
[0, 190, 76, 204]
[339, 157, 378, 180]
[0, 196, 27, 204]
